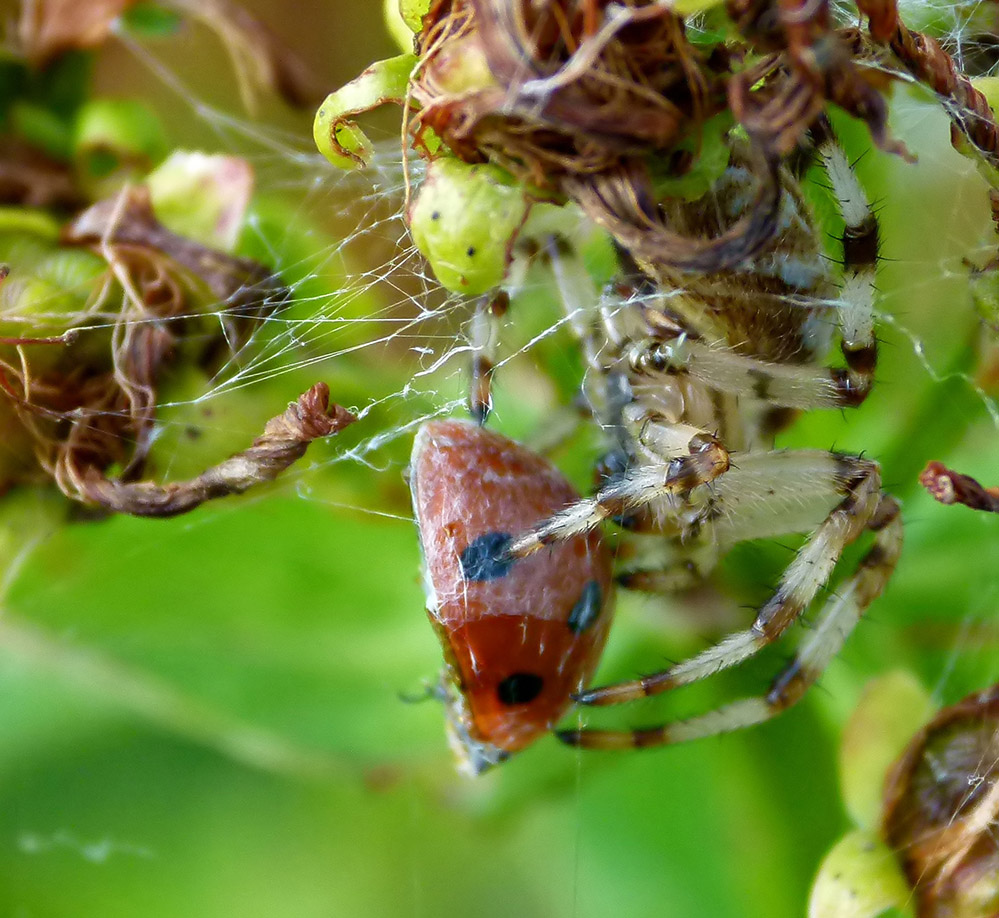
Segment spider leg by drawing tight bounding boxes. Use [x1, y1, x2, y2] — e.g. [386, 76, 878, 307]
[613, 449, 860, 590]
[467, 291, 508, 424]
[621, 123, 880, 412]
[560, 489, 902, 749]
[614, 523, 718, 594]
[814, 119, 879, 405]
[574, 454, 894, 706]
[506, 420, 730, 558]
[628, 334, 864, 409]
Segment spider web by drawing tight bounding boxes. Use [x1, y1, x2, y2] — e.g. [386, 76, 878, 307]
[0, 4, 997, 918]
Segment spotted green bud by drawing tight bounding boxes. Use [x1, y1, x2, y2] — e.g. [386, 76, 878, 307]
[314, 55, 416, 169]
[408, 158, 529, 295]
[809, 830, 915, 918]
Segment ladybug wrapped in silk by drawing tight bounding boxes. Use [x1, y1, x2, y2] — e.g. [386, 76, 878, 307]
[410, 420, 613, 774]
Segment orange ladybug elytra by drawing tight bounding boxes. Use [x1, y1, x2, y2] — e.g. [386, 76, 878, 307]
[410, 420, 613, 774]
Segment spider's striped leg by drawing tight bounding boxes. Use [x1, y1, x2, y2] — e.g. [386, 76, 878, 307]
[467, 291, 508, 424]
[814, 118, 880, 406]
[543, 236, 638, 433]
[560, 489, 902, 750]
[505, 419, 730, 558]
[612, 449, 858, 592]
[573, 454, 893, 706]
[544, 236, 608, 377]
[629, 335, 872, 410]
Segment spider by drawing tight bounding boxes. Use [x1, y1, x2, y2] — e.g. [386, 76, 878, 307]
[310, 0, 999, 774]
[409, 122, 904, 774]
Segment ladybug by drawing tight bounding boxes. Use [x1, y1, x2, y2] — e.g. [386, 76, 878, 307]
[410, 419, 613, 774]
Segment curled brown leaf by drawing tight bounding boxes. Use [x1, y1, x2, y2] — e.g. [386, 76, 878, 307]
[66, 382, 357, 517]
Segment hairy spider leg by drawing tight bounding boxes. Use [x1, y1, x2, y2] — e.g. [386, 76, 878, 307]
[814, 118, 880, 406]
[573, 453, 893, 701]
[618, 125, 880, 411]
[561, 466, 902, 748]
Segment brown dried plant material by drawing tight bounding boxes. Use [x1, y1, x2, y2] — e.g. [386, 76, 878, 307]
[411, 0, 714, 185]
[0, 139, 84, 211]
[62, 185, 277, 319]
[856, 0, 999, 172]
[404, 0, 916, 274]
[562, 152, 782, 274]
[67, 382, 356, 517]
[919, 461, 999, 514]
[882, 684, 999, 918]
[18, 0, 135, 66]
[400, 1, 999, 275]
[0, 182, 301, 516]
[726, 0, 907, 161]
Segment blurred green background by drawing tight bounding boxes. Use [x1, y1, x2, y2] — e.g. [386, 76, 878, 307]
[1, 3, 999, 916]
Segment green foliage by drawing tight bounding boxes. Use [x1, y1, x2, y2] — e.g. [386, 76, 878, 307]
[1, 9, 998, 918]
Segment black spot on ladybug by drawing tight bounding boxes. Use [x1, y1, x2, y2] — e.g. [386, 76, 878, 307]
[466, 245, 476, 257]
[567, 580, 602, 634]
[496, 672, 544, 706]
[459, 531, 514, 581]
[431, 210, 440, 221]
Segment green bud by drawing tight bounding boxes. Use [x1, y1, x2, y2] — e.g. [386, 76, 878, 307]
[147, 151, 254, 252]
[407, 158, 529, 295]
[839, 671, 934, 830]
[809, 830, 915, 918]
[73, 98, 168, 192]
[419, 32, 495, 96]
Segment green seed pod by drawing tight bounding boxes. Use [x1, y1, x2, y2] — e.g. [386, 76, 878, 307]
[146, 151, 255, 252]
[809, 830, 915, 918]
